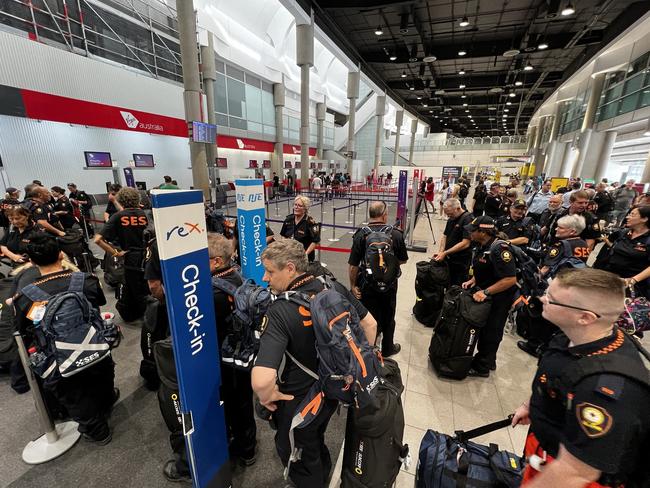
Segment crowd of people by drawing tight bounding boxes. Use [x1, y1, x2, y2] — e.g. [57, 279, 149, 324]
[0, 170, 648, 488]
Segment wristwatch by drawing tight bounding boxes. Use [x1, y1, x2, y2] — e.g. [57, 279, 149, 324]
[483, 288, 491, 296]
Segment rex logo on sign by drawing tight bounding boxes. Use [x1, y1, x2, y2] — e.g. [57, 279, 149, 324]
[120, 111, 139, 129]
[166, 222, 203, 241]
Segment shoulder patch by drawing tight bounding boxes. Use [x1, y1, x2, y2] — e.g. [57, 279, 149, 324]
[260, 315, 269, 335]
[593, 223, 600, 230]
[549, 248, 559, 257]
[501, 250, 512, 262]
[576, 402, 613, 438]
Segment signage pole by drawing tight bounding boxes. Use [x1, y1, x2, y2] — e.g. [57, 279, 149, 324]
[396, 170, 408, 230]
[151, 189, 231, 488]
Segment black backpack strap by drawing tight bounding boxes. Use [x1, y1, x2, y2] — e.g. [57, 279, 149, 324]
[273, 290, 311, 309]
[68, 272, 85, 293]
[560, 239, 574, 258]
[455, 415, 514, 443]
[212, 276, 238, 296]
[21, 283, 52, 303]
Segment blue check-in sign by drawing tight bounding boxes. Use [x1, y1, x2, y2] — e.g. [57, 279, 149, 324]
[235, 179, 267, 285]
[151, 189, 231, 488]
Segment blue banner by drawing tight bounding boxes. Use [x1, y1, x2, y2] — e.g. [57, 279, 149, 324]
[396, 170, 408, 230]
[235, 179, 267, 285]
[151, 190, 231, 488]
[123, 167, 135, 188]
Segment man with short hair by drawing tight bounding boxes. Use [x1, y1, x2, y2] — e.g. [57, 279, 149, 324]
[484, 183, 503, 219]
[433, 198, 473, 286]
[539, 194, 563, 233]
[526, 180, 553, 223]
[511, 269, 650, 487]
[23, 186, 65, 237]
[13, 233, 117, 444]
[611, 179, 638, 227]
[349, 201, 408, 356]
[159, 176, 178, 190]
[562, 181, 582, 209]
[67, 183, 93, 235]
[547, 190, 601, 250]
[253, 240, 376, 487]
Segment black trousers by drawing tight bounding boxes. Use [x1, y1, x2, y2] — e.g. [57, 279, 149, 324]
[116, 268, 149, 321]
[274, 395, 337, 488]
[473, 290, 515, 372]
[0, 357, 29, 393]
[221, 366, 257, 459]
[361, 287, 398, 353]
[157, 383, 190, 476]
[48, 357, 115, 440]
[448, 260, 470, 287]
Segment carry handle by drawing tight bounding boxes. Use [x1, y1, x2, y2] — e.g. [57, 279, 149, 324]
[454, 415, 514, 443]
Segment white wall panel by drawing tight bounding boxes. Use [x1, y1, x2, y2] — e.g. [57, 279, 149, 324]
[0, 31, 184, 118]
[0, 116, 192, 194]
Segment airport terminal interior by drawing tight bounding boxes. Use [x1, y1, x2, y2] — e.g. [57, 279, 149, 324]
[1, 0, 650, 487]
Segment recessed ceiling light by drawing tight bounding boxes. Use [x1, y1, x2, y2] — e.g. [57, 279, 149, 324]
[422, 55, 437, 63]
[504, 109, 509, 112]
[462, 103, 468, 107]
[458, 50, 467, 56]
[459, 69, 465, 75]
[509, 92, 516, 97]
[389, 54, 397, 61]
[488, 106, 496, 110]
[503, 49, 520, 58]
[401, 71, 407, 78]
[503, 115, 508, 118]
[538, 42, 549, 50]
[489, 118, 495, 120]
[409, 86, 415, 90]
[506, 101, 512, 105]
[524, 63, 534, 71]
[561, 3, 575, 16]
[417, 96, 422, 100]
[375, 26, 383, 36]
[459, 16, 470, 27]
[514, 80, 523, 86]
[465, 110, 470, 112]
[423, 103, 428, 107]
[461, 94, 466, 98]
[459, 84, 466, 89]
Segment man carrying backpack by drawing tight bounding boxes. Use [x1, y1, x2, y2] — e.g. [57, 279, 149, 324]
[348, 201, 409, 357]
[252, 240, 376, 488]
[462, 216, 517, 377]
[511, 269, 650, 487]
[13, 233, 117, 444]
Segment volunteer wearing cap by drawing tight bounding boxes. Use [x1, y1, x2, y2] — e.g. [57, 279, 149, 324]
[511, 269, 649, 487]
[462, 216, 517, 377]
[496, 199, 535, 247]
[484, 183, 503, 219]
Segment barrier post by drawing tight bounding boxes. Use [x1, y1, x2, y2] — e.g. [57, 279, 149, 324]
[348, 202, 358, 234]
[13, 332, 80, 463]
[362, 199, 369, 225]
[328, 208, 340, 242]
[287, 197, 291, 214]
[275, 196, 280, 217]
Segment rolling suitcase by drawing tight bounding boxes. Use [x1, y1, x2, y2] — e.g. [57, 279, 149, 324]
[413, 260, 448, 327]
[416, 416, 523, 488]
[429, 286, 492, 380]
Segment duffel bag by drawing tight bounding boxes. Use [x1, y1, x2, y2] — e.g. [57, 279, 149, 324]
[103, 252, 125, 288]
[140, 297, 170, 390]
[416, 416, 523, 488]
[415, 260, 449, 296]
[413, 294, 443, 328]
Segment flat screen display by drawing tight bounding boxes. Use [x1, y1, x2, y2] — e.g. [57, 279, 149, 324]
[295, 162, 301, 169]
[262, 160, 271, 169]
[248, 160, 258, 169]
[84, 151, 112, 168]
[284, 161, 292, 169]
[216, 157, 228, 168]
[133, 153, 154, 167]
[191, 121, 217, 143]
[310, 162, 316, 169]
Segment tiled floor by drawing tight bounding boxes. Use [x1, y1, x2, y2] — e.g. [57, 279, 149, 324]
[330, 212, 538, 487]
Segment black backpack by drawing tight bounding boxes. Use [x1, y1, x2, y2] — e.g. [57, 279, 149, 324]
[459, 184, 469, 199]
[212, 274, 272, 371]
[489, 240, 544, 299]
[413, 260, 449, 328]
[139, 296, 169, 390]
[360, 225, 400, 293]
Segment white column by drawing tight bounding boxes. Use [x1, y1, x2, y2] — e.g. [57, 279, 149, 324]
[559, 142, 574, 177]
[374, 96, 386, 170]
[641, 151, 650, 184]
[346, 71, 360, 176]
[594, 131, 617, 182]
[393, 110, 404, 166]
[296, 23, 314, 189]
[408, 119, 418, 164]
[316, 102, 326, 160]
[532, 116, 547, 176]
[273, 83, 285, 177]
[571, 73, 606, 177]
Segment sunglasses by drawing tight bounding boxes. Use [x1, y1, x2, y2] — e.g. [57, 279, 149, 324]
[543, 293, 602, 318]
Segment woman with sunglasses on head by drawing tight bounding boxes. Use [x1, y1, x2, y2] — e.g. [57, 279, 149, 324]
[594, 205, 650, 298]
[280, 195, 321, 262]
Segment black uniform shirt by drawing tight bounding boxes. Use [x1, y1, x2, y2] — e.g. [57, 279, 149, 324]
[211, 265, 243, 348]
[443, 211, 474, 262]
[542, 238, 590, 268]
[484, 194, 502, 218]
[280, 214, 320, 262]
[255, 274, 368, 397]
[601, 230, 650, 280]
[549, 209, 601, 243]
[143, 238, 162, 282]
[100, 208, 149, 268]
[0, 224, 37, 255]
[471, 238, 517, 293]
[529, 330, 650, 481]
[496, 215, 534, 241]
[348, 223, 409, 288]
[69, 190, 91, 214]
[105, 201, 118, 220]
[54, 196, 76, 229]
[0, 198, 20, 226]
[28, 201, 60, 228]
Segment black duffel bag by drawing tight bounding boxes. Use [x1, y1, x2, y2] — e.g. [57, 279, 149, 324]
[102, 252, 125, 288]
[140, 297, 170, 390]
[414, 260, 449, 327]
[515, 296, 558, 353]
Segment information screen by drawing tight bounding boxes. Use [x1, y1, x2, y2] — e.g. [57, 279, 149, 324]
[216, 158, 228, 168]
[295, 162, 301, 169]
[84, 151, 112, 168]
[191, 121, 218, 143]
[248, 160, 258, 169]
[284, 161, 292, 169]
[133, 153, 155, 167]
[262, 160, 271, 169]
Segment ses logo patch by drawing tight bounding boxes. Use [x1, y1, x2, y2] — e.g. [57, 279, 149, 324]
[166, 222, 203, 240]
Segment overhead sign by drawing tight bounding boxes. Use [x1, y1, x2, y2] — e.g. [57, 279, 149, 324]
[190, 121, 217, 143]
[396, 170, 408, 230]
[235, 180, 267, 285]
[442, 166, 462, 179]
[150, 190, 231, 488]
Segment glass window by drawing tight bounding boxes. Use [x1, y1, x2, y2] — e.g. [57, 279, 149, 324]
[628, 53, 649, 77]
[245, 74, 261, 88]
[261, 91, 275, 126]
[604, 84, 624, 104]
[229, 117, 247, 130]
[639, 87, 650, 110]
[623, 72, 645, 96]
[245, 85, 262, 123]
[261, 81, 273, 93]
[215, 60, 225, 73]
[288, 116, 300, 131]
[216, 113, 228, 127]
[617, 92, 640, 115]
[600, 102, 618, 121]
[227, 78, 245, 118]
[215, 74, 228, 114]
[248, 121, 263, 134]
[226, 64, 244, 81]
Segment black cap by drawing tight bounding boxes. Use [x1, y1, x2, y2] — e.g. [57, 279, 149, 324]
[465, 215, 496, 232]
[513, 198, 528, 208]
[5, 187, 18, 194]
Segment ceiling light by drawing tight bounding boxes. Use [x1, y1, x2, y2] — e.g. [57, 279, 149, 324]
[459, 69, 465, 75]
[503, 115, 508, 118]
[503, 49, 520, 58]
[488, 106, 496, 110]
[514, 80, 523, 86]
[524, 63, 534, 71]
[458, 50, 467, 56]
[375, 26, 383, 36]
[509, 92, 516, 97]
[423, 103, 428, 107]
[462, 103, 468, 106]
[401, 71, 407, 78]
[461, 94, 466, 98]
[459, 16, 470, 27]
[465, 110, 470, 112]
[538, 42, 549, 50]
[389, 54, 397, 61]
[561, 3, 575, 16]
[459, 84, 466, 89]
[416, 96, 422, 100]
[409, 86, 415, 91]
[489, 117, 495, 121]
[504, 109, 509, 112]
[423, 55, 437, 63]
[506, 101, 512, 105]
[399, 13, 409, 34]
